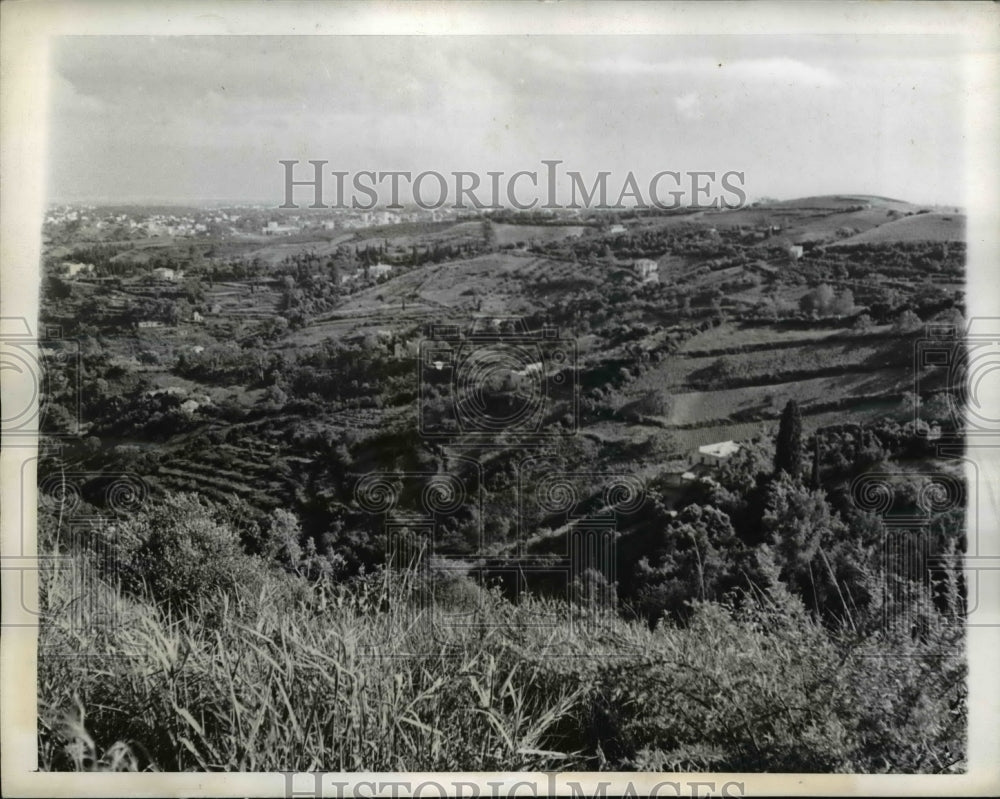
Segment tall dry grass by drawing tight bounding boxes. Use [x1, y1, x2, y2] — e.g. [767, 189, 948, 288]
[38, 539, 965, 773]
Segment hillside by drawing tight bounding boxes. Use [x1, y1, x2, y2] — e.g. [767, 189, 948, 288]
[697, 195, 964, 247]
[770, 194, 916, 211]
[36, 196, 970, 774]
[39, 195, 967, 561]
[831, 211, 966, 245]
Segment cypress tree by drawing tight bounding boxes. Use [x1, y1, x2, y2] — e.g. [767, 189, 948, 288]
[774, 399, 803, 479]
[811, 433, 821, 489]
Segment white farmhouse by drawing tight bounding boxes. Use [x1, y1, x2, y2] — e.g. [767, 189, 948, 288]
[262, 221, 299, 235]
[64, 261, 93, 278]
[152, 267, 182, 281]
[634, 258, 659, 283]
[691, 440, 741, 468]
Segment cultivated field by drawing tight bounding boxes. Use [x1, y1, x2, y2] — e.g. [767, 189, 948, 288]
[490, 223, 586, 246]
[834, 212, 965, 244]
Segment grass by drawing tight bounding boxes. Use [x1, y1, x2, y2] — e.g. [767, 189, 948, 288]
[39, 559, 608, 771]
[677, 322, 868, 354]
[632, 340, 895, 395]
[648, 368, 912, 428]
[491, 224, 585, 246]
[677, 339, 899, 387]
[38, 522, 966, 773]
[834, 213, 966, 245]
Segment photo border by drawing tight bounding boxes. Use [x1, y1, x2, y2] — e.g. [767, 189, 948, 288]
[2, 1, 998, 796]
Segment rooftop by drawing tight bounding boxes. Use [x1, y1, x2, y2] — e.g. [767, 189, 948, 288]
[697, 440, 741, 459]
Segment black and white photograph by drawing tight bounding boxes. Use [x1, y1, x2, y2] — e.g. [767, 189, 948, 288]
[2, 2, 999, 796]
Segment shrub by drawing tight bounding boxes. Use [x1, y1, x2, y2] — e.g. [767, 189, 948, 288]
[593, 584, 965, 773]
[111, 493, 265, 615]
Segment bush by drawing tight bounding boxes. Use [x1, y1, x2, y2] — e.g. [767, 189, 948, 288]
[112, 493, 265, 614]
[592, 584, 965, 772]
[894, 309, 922, 332]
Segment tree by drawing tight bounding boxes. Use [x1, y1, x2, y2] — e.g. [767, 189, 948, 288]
[633, 504, 743, 623]
[831, 288, 855, 316]
[710, 355, 737, 382]
[774, 399, 803, 479]
[262, 508, 304, 570]
[799, 284, 835, 316]
[937, 307, 965, 331]
[760, 472, 849, 615]
[894, 309, 921, 333]
[264, 383, 288, 409]
[482, 219, 497, 248]
[115, 492, 264, 614]
[620, 389, 670, 420]
[852, 313, 873, 332]
[921, 392, 955, 424]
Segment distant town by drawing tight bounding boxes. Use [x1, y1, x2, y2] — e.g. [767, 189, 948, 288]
[45, 202, 472, 240]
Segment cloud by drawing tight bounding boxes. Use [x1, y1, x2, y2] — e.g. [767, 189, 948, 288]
[45, 36, 960, 205]
[548, 51, 840, 89]
[723, 57, 840, 88]
[674, 91, 705, 121]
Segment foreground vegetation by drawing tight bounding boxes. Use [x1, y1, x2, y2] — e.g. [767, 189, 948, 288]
[38, 490, 965, 773]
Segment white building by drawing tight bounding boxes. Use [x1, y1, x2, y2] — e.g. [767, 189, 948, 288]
[692, 440, 741, 468]
[634, 258, 659, 283]
[370, 262, 394, 279]
[64, 261, 93, 278]
[262, 221, 299, 235]
[152, 267, 181, 281]
[374, 211, 400, 226]
[787, 244, 804, 261]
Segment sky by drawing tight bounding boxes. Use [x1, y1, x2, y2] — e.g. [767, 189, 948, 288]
[47, 35, 967, 206]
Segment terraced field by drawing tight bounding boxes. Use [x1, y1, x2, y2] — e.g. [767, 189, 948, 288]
[242, 233, 356, 265]
[662, 367, 914, 427]
[677, 336, 911, 389]
[677, 322, 887, 354]
[490, 223, 586, 246]
[206, 281, 281, 320]
[286, 253, 573, 346]
[601, 316, 933, 454]
[152, 442, 299, 509]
